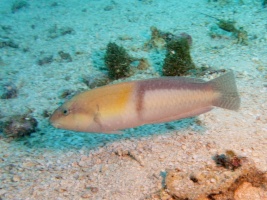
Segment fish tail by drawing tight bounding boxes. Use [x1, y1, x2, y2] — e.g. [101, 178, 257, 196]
[209, 71, 241, 110]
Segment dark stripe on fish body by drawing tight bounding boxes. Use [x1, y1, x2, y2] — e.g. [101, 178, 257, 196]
[135, 77, 212, 117]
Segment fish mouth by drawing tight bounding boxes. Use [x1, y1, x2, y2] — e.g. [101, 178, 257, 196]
[51, 122, 61, 128]
[49, 115, 61, 128]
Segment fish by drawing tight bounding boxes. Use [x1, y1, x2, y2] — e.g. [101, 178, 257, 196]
[50, 71, 240, 133]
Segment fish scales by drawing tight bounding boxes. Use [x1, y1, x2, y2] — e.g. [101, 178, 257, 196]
[135, 78, 219, 124]
[50, 71, 240, 133]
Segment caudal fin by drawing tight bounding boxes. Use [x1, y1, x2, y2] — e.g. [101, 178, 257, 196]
[209, 71, 240, 110]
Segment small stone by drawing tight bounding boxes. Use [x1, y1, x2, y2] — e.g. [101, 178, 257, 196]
[81, 193, 91, 198]
[58, 188, 67, 193]
[90, 187, 99, 193]
[0, 189, 7, 195]
[23, 162, 36, 167]
[210, 178, 216, 183]
[12, 175, 21, 182]
[78, 161, 87, 167]
[1, 82, 18, 99]
[80, 155, 89, 161]
[251, 57, 259, 63]
[55, 175, 63, 179]
[58, 51, 72, 62]
[72, 162, 79, 167]
[73, 174, 79, 180]
[37, 55, 53, 66]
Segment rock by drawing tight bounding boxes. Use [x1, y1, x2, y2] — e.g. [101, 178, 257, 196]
[37, 55, 53, 66]
[3, 115, 38, 138]
[1, 82, 18, 99]
[23, 161, 37, 167]
[12, 175, 21, 182]
[0, 189, 7, 196]
[165, 158, 267, 200]
[81, 193, 91, 198]
[90, 187, 98, 193]
[234, 182, 267, 200]
[58, 51, 72, 62]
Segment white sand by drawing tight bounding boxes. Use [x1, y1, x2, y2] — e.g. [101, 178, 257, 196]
[0, 0, 267, 199]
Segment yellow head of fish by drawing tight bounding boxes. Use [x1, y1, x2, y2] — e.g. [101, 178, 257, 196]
[50, 82, 135, 133]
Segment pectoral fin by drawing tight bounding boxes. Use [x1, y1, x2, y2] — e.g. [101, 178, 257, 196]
[93, 112, 102, 127]
[92, 105, 124, 134]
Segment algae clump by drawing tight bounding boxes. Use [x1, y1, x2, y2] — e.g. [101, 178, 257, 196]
[104, 42, 132, 80]
[162, 37, 195, 76]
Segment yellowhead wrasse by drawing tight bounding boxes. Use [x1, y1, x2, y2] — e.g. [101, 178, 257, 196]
[50, 71, 240, 133]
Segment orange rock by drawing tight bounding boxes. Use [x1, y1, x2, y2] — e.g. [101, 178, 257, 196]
[234, 182, 267, 200]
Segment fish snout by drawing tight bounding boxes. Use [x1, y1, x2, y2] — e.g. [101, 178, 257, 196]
[49, 111, 61, 128]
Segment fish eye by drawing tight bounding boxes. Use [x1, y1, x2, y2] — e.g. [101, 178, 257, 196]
[62, 109, 69, 116]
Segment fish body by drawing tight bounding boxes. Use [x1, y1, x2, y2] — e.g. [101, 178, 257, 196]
[50, 71, 240, 133]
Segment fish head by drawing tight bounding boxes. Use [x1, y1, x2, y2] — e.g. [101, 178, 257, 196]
[49, 99, 96, 132]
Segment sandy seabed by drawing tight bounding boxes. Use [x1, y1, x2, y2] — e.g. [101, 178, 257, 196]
[0, 0, 267, 199]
